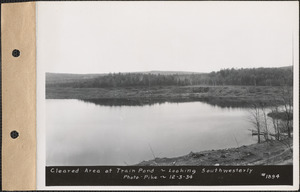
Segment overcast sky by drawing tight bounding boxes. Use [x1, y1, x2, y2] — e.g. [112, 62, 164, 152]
[37, 1, 298, 74]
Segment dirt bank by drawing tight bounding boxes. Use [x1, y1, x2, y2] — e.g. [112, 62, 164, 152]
[137, 138, 293, 166]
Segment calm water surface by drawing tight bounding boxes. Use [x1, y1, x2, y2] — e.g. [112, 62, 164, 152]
[46, 99, 257, 166]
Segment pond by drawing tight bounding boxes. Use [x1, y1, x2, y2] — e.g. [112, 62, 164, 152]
[46, 99, 258, 166]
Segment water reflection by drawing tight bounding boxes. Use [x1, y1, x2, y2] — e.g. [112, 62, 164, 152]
[46, 99, 257, 166]
[80, 97, 253, 108]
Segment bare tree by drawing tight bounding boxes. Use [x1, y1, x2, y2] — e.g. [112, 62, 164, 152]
[270, 105, 281, 140]
[260, 102, 270, 141]
[248, 103, 262, 143]
[279, 85, 293, 138]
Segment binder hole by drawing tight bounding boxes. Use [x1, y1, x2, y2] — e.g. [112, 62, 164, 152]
[10, 130, 19, 139]
[12, 49, 20, 57]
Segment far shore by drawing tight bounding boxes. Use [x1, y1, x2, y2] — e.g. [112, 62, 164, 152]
[46, 85, 290, 107]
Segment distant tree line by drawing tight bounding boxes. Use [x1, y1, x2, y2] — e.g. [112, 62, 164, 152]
[47, 67, 293, 88]
[207, 67, 292, 86]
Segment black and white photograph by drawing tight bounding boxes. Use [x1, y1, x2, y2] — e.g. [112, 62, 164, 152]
[35, 1, 299, 189]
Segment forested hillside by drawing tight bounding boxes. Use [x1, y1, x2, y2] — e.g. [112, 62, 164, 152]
[46, 66, 293, 88]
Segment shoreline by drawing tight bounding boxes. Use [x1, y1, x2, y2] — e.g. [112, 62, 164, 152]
[136, 138, 293, 166]
[46, 85, 290, 107]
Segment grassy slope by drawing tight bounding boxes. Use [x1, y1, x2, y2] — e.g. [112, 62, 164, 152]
[137, 138, 293, 166]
